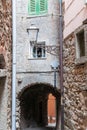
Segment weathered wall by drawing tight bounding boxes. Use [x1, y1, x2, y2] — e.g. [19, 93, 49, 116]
[16, 0, 60, 129]
[64, 34, 87, 130]
[63, 0, 87, 129]
[0, 0, 12, 129]
[16, 0, 60, 96]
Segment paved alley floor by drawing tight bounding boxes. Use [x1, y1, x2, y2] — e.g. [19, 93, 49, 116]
[23, 127, 55, 130]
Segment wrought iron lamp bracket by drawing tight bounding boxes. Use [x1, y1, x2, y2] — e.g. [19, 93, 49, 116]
[30, 41, 59, 56]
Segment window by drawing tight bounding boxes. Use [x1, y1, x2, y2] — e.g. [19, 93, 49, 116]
[30, 43, 46, 58]
[75, 25, 87, 65]
[76, 30, 85, 58]
[28, 0, 48, 15]
[0, 54, 5, 69]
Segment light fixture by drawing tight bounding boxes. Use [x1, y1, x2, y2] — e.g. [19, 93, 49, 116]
[27, 25, 39, 44]
[27, 26, 59, 56]
[51, 61, 59, 88]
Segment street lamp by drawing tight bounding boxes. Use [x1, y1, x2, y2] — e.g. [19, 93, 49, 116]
[50, 61, 59, 88]
[27, 25, 39, 44]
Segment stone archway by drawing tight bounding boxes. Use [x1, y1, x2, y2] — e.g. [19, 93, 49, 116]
[18, 83, 61, 130]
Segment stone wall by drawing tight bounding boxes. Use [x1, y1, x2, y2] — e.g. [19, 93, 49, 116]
[16, 0, 60, 98]
[16, 1, 60, 129]
[64, 34, 87, 130]
[0, 0, 12, 129]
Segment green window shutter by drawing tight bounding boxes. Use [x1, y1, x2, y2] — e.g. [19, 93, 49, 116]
[28, 0, 36, 15]
[28, 0, 47, 15]
[39, 0, 47, 14]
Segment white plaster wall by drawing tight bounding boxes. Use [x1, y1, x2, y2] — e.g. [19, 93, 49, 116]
[16, 0, 60, 90]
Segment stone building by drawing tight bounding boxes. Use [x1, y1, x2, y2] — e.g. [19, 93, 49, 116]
[63, 0, 87, 130]
[16, 0, 61, 130]
[0, 0, 12, 130]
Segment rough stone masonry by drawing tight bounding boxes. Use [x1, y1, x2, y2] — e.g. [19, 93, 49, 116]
[0, 0, 12, 130]
[63, 34, 87, 130]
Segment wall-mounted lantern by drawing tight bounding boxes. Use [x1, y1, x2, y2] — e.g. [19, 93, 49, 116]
[27, 25, 39, 44]
[27, 25, 59, 56]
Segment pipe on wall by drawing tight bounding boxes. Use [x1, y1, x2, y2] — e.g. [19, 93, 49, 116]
[12, 0, 16, 129]
[59, 0, 64, 130]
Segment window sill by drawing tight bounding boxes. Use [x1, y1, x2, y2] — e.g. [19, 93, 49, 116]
[26, 13, 48, 18]
[75, 56, 87, 65]
[28, 57, 47, 60]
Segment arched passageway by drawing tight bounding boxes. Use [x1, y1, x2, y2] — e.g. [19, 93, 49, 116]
[18, 83, 61, 130]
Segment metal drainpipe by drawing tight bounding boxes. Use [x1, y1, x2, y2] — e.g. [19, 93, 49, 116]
[12, 0, 16, 129]
[59, 0, 64, 130]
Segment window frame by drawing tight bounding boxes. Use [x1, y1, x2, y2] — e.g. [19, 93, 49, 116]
[29, 42, 46, 59]
[76, 29, 85, 58]
[75, 25, 87, 65]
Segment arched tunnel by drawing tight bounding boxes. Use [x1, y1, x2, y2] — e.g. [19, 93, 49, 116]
[19, 83, 61, 130]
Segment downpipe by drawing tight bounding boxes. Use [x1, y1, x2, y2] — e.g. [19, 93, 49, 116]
[59, 0, 64, 130]
[12, 0, 16, 130]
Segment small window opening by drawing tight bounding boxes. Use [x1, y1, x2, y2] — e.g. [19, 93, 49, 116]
[0, 54, 5, 69]
[76, 30, 85, 58]
[31, 43, 46, 58]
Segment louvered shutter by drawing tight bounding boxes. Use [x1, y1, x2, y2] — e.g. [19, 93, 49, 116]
[28, 0, 36, 15]
[39, 0, 47, 14]
[28, 0, 47, 15]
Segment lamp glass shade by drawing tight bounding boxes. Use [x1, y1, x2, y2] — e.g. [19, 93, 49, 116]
[29, 29, 38, 42]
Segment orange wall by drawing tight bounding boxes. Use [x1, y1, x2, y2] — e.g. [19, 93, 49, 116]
[48, 94, 56, 123]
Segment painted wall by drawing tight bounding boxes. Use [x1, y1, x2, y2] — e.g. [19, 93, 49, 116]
[64, 0, 87, 38]
[48, 94, 56, 125]
[16, 0, 60, 91]
[16, 1, 60, 129]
